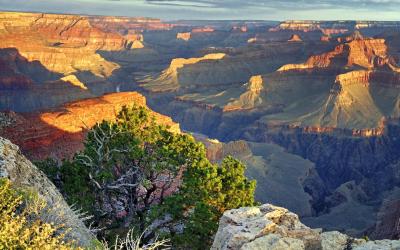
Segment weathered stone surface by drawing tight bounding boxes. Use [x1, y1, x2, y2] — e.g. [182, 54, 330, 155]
[177, 32, 191, 41]
[321, 231, 349, 250]
[0, 137, 95, 247]
[212, 204, 400, 250]
[0, 92, 180, 160]
[241, 234, 305, 250]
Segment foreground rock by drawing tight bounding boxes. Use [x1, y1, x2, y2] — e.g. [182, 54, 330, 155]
[212, 204, 400, 250]
[0, 137, 94, 247]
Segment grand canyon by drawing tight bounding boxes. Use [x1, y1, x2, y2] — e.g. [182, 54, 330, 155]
[0, 8, 400, 250]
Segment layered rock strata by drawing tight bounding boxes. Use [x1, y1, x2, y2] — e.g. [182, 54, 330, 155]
[212, 204, 400, 250]
[0, 92, 180, 160]
[0, 12, 124, 76]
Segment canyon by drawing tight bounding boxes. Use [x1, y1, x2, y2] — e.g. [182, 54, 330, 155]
[1, 11, 400, 245]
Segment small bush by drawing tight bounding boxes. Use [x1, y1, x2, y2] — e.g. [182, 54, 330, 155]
[0, 178, 80, 250]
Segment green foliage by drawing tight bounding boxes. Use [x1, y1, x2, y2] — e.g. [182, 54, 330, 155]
[37, 104, 256, 249]
[151, 151, 256, 248]
[37, 158, 94, 213]
[0, 178, 79, 250]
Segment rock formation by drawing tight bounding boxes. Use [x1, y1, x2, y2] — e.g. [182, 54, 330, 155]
[370, 190, 400, 240]
[288, 34, 303, 42]
[130, 40, 145, 49]
[0, 92, 180, 160]
[0, 48, 96, 112]
[0, 12, 123, 77]
[223, 75, 265, 112]
[212, 204, 400, 250]
[143, 53, 226, 92]
[89, 16, 174, 32]
[0, 137, 95, 247]
[192, 27, 215, 33]
[124, 33, 145, 49]
[177, 32, 191, 41]
[60, 75, 88, 90]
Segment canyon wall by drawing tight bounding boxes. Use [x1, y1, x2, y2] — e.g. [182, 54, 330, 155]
[0, 12, 124, 77]
[0, 92, 180, 160]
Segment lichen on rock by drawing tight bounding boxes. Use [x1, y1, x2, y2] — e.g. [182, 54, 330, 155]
[212, 203, 400, 250]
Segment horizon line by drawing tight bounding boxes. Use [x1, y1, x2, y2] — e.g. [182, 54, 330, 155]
[1, 10, 400, 22]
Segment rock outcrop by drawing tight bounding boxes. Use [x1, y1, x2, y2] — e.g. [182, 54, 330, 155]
[143, 53, 226, 92]
[0, 92, 180, 160]
[177, 32, 191, 41]
[0, 137, 95, 247]
[212, 204, 400, 250]
[288, 34, 303, 42]
[223, 75, 265, 111]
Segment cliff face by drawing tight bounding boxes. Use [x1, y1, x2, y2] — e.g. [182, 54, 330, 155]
[212, 204, 400, 250]
[271, 20, 400, 34]
[0, 48, 96, 112]
[0, 12, 123, 77]
[370, 189, 400, 240]
[251, 37, 400, 131]
[0, 137, 94, 247]
[177, 32, 191, 41]
[143, 53, 226, 92]
[88, 16, 174, 32]
[0, 92, 180, 160]
[0, 48, 58, 90]
[278, 38, 388, 71]
[223, 75, 265, 112]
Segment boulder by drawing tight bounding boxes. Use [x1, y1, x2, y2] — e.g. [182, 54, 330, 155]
[212, 204, 400, 250]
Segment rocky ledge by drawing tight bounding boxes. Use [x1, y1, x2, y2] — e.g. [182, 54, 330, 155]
[212, 204, 400, 250]
[0, 137, 94, 247]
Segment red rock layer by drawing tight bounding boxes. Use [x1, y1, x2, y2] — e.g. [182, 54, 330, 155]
[288, 34, 302, 42]
[279, 38, 389, 71]
[321, 28, 349, 36]
[88, 16, 175, 33]
[192, 27, 215, 33]
[0, 12, 125, 76]
[347, 39, 387, 68]
[176, 32, 191, 41]
[0, 92, 180, 160]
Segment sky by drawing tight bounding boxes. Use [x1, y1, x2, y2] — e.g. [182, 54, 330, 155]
[0, 0, 399, 21]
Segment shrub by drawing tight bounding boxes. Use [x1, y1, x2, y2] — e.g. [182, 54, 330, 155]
[0, 178, 79, 249]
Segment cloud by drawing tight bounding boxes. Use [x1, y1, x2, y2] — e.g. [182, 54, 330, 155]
[145, 0, 400, 10]
[0, 0, 399, 20]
